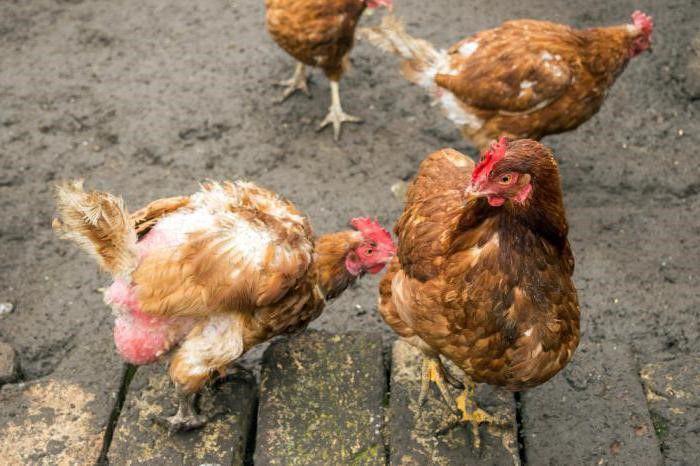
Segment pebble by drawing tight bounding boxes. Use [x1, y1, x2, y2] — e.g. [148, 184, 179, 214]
[0, 302, 14, 316]
[0, 341, 19, 384]
[391, 180, 408, 200]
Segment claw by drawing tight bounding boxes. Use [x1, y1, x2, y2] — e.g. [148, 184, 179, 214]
[156, 390, 209, 434]
[435, 379, 510, 450]
[158, 412, 209, 434]
[317, 81, 362, 141]
[275, 62, 310, 103]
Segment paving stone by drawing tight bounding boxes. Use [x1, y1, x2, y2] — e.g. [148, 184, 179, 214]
[387, 339, 519, 466]
[641, 355, 700, 466]
[254, 331, 386, 466]
[521, 340, 662, 465]
[0, 341, 19, 385]
[108, 362, 257, 466]
[0, 330, 122, 465]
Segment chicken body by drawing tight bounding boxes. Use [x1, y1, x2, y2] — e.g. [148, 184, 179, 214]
[379, 140, 579, 446]
[265, 0, 391, 139]
[362, 12, 653, 150]
[53, 180, 394, 430]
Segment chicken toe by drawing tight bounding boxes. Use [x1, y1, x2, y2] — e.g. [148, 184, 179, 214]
[159, 391, 208, 433]
[317, 81, 362, 141]
[436, 378, 510, 449]
[275, 62, 310, 102]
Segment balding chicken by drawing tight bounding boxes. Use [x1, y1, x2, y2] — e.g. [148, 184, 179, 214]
[53, 180, 394, 431]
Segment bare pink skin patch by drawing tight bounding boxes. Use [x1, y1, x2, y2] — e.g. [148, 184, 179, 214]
[105, 228, 195, 365]
[514, 183, 533, 204]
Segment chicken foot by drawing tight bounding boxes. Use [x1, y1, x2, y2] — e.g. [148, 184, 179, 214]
[318, 80, 362, 141]
[275, 62, 310, 102]
[436, 377, 510, 449]
[161, 389, 209, 433]
[418, 354, 464, 414]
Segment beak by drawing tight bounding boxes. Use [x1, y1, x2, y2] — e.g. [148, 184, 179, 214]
[465, 182, 486, 199]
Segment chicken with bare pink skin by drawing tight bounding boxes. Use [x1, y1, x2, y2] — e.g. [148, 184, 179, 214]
[265, 0, 393, 140]
[53, 180, 395, 431]
[361, 11, 653, 150]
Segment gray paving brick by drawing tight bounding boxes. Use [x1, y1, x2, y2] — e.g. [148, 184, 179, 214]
[254, 331, 386, 466]
[387, 340, 520, 466]
[641, 355, 700, 466]
[108, 363, 256, 466]
[521, 341, 662, 465]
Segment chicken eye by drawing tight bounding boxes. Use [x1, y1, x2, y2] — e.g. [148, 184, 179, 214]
[366, 249, 374, 255]
[499, 174, 512, 185]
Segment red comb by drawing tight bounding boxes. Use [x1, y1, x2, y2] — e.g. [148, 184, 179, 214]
[351, 217, 395, 249]
[471, 137, 508, 184]
[632, 11, 653, 36]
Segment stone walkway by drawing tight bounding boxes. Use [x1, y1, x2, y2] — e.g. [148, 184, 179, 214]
[3, 331, 695, 465]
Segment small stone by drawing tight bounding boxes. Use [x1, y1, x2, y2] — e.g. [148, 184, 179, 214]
[391, 180, 408, 200]
[0, 302, 14, 316]
[0, 341, 19, 385]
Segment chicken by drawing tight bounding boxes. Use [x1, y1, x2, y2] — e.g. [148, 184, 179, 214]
[361, 12, 653, 150]
[378, 139, 580, 448]
[265, 0, 393, 140]
[53, 180, 395, 431]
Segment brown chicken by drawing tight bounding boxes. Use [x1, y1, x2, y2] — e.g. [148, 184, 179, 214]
[378, 139, 580, 447]
[53, 180, 395, 431]
[361, 12, 653, 150]
[265, 0, 393, 140]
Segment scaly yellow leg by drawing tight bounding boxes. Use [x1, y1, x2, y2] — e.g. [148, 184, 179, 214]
[438, 378, 510, 449]
[418, 355, 463, 414]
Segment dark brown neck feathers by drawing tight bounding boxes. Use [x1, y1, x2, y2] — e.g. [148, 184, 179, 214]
[314, 230, 363, 300]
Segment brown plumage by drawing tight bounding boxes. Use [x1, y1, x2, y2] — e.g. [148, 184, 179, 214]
[378, 140, 579, 447]
[265, 0, 392, 140]
[361, 12, 653, 150]
[53, 180, 394, 431]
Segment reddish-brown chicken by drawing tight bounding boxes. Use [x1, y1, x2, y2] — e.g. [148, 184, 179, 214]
[362, 12, 653, 150]
[378, 139, 579, 447]
[53, 180, 395, 431]
[265, 0, 392, 140]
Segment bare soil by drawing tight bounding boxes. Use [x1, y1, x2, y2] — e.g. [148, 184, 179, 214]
[1, 0, 698, 392]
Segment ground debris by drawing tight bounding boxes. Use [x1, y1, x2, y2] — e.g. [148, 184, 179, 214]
[640, 355, 700, 465]
[0, 302, 14, 316]
[0, 341, 20, 385]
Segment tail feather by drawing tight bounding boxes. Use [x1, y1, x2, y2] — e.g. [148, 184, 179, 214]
[53, 180, 137, 277]
[359, 15, 442, 88]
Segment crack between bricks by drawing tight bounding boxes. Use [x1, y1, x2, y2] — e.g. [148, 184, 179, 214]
[95, 363, 137, 466]
[514, 391, 527, 465]
[243, 390, 260, 466]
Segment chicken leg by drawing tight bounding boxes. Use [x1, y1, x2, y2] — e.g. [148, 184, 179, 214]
[275, 62, 310, 102]
[161, 388, 209, 433]
[318, 80, 362, 141]
[418, 354, 464, 414]
[436, 377, 510, 449]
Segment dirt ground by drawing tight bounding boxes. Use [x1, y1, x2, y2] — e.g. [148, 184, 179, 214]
[1, 0, 698, 407]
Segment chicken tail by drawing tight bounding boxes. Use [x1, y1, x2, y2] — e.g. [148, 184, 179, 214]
[358, 15, 444, 89]
[52, 180, 138, 278]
